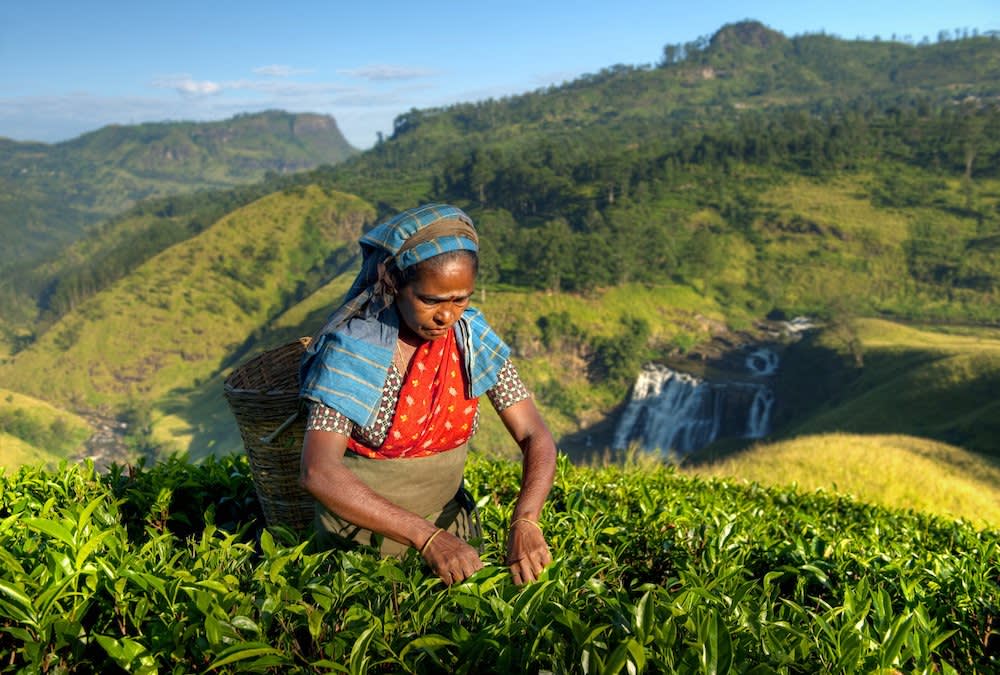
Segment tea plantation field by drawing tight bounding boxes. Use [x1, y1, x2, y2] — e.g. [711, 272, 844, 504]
[0, 454, 997, 673]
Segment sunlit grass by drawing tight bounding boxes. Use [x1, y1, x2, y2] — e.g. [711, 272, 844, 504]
[0, 388, 90, 471]
[0, 433, 60, 472]
[761, 172, 913, 244]
[684, 433, 1000, 529]
[476, 281, 725, 344]
[0, 188, 372, 412]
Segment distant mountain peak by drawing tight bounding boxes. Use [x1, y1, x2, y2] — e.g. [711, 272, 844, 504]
[709, 20, 787, 51]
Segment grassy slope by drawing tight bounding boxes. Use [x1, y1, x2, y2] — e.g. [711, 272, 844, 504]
[751, 171, 999, 318]
[683, 433, 1000, 529]
[686, 319, 1000, 526]
[156, 269, 359, 459]
[0, 186, 373, 416]
[0, 434, 57, 471]
[0, 388, 91, 471]
[782, 319, 1000, 456]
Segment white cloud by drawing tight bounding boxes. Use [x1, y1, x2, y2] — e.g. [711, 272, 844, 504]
[338, 64, 437, 81]
[253, 65, 313, 77]
[153, 75, 223, 96]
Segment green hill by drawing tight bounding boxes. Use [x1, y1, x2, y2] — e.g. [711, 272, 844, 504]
[684, 433, 1000, 529]
[0, 186, 373, 423]
[772, 319, 1000, 457]
[0, 110, 357, 271]
[0, 388, 91, 471]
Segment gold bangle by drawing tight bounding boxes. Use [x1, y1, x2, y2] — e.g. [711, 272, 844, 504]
[510, 518, 542, 533]
[419, 527, 444, 555]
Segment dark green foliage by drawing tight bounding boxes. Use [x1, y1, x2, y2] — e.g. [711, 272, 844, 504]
[588, 316, 652, 392]
[0, 455, 996, 672]
[537, 312, 585, 351]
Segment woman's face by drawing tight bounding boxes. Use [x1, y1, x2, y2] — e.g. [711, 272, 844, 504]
[394, 255, 476, 341]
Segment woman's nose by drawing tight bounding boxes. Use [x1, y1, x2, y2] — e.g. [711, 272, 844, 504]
[434, 306, 453, 325]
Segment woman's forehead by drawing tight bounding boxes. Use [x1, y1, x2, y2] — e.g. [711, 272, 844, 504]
[412, 256, 477, 289]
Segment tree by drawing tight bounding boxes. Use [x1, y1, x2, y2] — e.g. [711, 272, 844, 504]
[588, 316, 651, 390]
[521, 218, 574, 292]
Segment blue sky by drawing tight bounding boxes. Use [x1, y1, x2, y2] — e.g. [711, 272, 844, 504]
[2, 1, 996, 149]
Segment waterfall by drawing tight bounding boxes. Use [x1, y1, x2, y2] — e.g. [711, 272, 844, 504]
[745, 387, 774, 438]
[613, 361, 776, 456]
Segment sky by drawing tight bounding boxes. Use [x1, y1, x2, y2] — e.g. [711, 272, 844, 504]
[2, 1, 997, 150]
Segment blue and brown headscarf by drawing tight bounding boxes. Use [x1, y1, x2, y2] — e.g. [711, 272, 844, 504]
[299, 204, 510, 426]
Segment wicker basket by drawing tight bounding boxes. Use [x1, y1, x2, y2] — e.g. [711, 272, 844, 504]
[223, 337, 314, 531]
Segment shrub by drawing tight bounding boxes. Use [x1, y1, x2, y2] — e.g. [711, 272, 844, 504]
[0, 455, 996, 672]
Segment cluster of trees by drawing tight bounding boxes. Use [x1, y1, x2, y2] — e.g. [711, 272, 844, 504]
[424, 99, 999, 299]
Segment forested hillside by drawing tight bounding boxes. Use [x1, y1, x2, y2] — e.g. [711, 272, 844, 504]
[2, 21, 999, 481]
[10, 22, 996, 344]
[0, 187, 372, 414]
[0, 110, 356, 275]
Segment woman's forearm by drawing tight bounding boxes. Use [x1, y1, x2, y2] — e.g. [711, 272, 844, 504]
[512, 433, 556, 520]
[300, 432, 438, 549]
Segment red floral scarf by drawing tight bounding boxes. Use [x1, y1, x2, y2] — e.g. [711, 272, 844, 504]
[348, 330, 479, 459]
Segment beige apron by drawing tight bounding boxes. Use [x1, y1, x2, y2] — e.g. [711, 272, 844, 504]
[314, 443, 480, 557]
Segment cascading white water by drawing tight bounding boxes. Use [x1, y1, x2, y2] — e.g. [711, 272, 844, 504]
[745, 386, 774, 438]
[613, 360, 776, 455]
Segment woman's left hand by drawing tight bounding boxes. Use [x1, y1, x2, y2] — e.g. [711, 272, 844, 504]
[506, 519, 552, 585]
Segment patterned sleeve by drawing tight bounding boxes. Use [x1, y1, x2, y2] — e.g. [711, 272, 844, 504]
[305, 401, 354, 435]
[486, 359, 531, 412]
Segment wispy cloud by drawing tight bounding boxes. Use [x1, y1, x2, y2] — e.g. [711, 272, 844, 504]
[153, 75, 223, 96]
[252, 64, 314, 77]
[338, 64, 437, 81]
[152, 75, 352, 98]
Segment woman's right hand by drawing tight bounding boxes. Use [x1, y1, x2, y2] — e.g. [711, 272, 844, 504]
[420, 529, 484, 585]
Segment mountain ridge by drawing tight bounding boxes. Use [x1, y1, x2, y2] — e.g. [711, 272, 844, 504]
[0, 110, 358, 271]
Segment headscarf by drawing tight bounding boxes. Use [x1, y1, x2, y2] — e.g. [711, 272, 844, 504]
[299, 203, 510, 426]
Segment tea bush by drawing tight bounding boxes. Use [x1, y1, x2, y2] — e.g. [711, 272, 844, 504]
[0, 454, 997, 673]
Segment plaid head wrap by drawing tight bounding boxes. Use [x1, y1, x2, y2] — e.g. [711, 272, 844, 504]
[300, 204, 510, 426]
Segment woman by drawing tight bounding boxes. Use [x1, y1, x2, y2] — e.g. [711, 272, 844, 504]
[298, 203, 556, 586]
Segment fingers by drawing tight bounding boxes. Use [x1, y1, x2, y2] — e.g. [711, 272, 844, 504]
[508, 544, 551, 584]
[420, 529, 484, 585]
[506, 521, 552, 585]
[420, 523, 553, 587]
